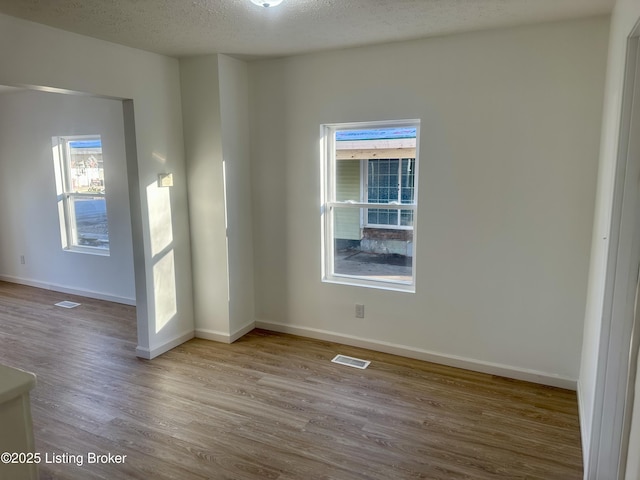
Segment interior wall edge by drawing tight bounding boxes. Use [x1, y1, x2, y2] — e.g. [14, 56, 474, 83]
[195, 321, 256, 344]
[195, 329, 233, 344]
[577, 378, 590, 467]
[135, 329, 195, 360]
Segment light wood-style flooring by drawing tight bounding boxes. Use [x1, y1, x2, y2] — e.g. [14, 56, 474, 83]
[0, 281, 583, 479]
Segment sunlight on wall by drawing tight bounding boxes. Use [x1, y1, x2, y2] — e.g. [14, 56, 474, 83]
[153, 249, 177, 333]
[146, 179, 177, 334]
[147, 181, 174, 257]
[222, 160, 231, 303]
[51, 142, 63, 195]
[52, 142, 68, 248]
[152, 152, 167, 165]
[319, 135, 326, 277]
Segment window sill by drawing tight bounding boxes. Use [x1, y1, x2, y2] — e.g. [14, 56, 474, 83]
[63, 246, 110, 257]
[322, 275, 415, 293]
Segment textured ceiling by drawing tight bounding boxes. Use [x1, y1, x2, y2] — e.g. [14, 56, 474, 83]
[0, 0, 614, 59]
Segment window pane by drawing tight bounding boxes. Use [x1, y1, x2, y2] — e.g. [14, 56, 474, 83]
[400, 210, 414, 227]
[334, 204, 360, 241]
[70, 195, 109, 249]
[367, 158, 405, 207]
[68, 139, 104, 194]
[53, 135, 109, 254]
[400, 158, 415, 205]
[332, 206, 413, 284]
[335, 159, 361, 203]
[327, 123, 418, 290]
[389, 159, 399, 189]
[368, 208, 398, 226]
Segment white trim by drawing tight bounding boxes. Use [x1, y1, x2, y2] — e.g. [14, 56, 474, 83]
[322, 119, 420, 292]
[0, 274, 135, 306]
[324, 275, 415, 293]
[194, 328, 229, 343]
[230, 322, 256, 342]
[195, 321, 255, 344]
[136, 329, 194, 360]
[63, 245, 110, 256]
[577, 379, 591, 464]
[587, 28, 640, 480]
[328, 201, 416, 210]
[255, 320, 576, 390]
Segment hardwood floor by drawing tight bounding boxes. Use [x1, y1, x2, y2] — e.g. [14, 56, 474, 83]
[0, 281, 583, 479]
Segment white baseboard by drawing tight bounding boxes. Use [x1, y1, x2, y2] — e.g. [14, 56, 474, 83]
[195, 328, 231, 343]
[0, 274, 136, 306]
[230, 322, 256, 342]
[195, 321, 255, 344]
[255, 320, 577, 390]
[136, 329, 195, 359]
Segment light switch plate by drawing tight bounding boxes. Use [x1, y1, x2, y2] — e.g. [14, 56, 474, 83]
[158, 173, 173, 187]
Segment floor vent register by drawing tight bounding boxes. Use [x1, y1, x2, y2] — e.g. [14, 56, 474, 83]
[331, 354, 371, 369]
[54, 301, 81, 309]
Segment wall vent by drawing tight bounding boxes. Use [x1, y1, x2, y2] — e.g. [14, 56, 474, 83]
[55, 301, 81, 308]
[331, 354, 371, 369]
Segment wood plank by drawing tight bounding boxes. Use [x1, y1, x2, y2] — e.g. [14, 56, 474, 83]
[336, 148, 416, 160]
[336, 138, 416, 150]
[0, 281, 582, 479]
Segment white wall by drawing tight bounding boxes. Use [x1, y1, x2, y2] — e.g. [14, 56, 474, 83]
[0, 13, 194, 357]
[180, 54, 255, 341]
[180, 55, 230, 339]
[218, 55, 256, 337]
[250, 17, 609, 387]
[0, 90, 135, 303]
[579, 0, 640, 475]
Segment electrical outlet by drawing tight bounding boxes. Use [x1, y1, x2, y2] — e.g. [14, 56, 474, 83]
[20, 255, 25, 265]
[355, 304, 365, 318]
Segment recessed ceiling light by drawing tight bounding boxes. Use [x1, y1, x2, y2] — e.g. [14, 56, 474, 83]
[250, 0, 284, 7]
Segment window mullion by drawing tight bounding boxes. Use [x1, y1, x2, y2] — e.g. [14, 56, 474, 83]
[327, 201, 416, 210]
[396, 159, 401, 226]
[65, 194, 76, 247]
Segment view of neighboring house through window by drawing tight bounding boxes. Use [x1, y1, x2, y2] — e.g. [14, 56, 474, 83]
[366, 158, 415, 227]
[52, 135, 110, 254]
[322, 120, 419, 291]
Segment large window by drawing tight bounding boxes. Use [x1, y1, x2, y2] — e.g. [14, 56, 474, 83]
[322, 120, 419, 291]
[52, 135, 110, 254]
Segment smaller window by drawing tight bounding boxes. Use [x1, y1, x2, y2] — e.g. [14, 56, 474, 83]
[52, 135, 110, 254]
[321, 120, 420, 292]
[366, 158, 415, 228]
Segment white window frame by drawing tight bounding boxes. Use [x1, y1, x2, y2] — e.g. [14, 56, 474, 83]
[52, 135, 110, 256]
[321, 119, 420, 292]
